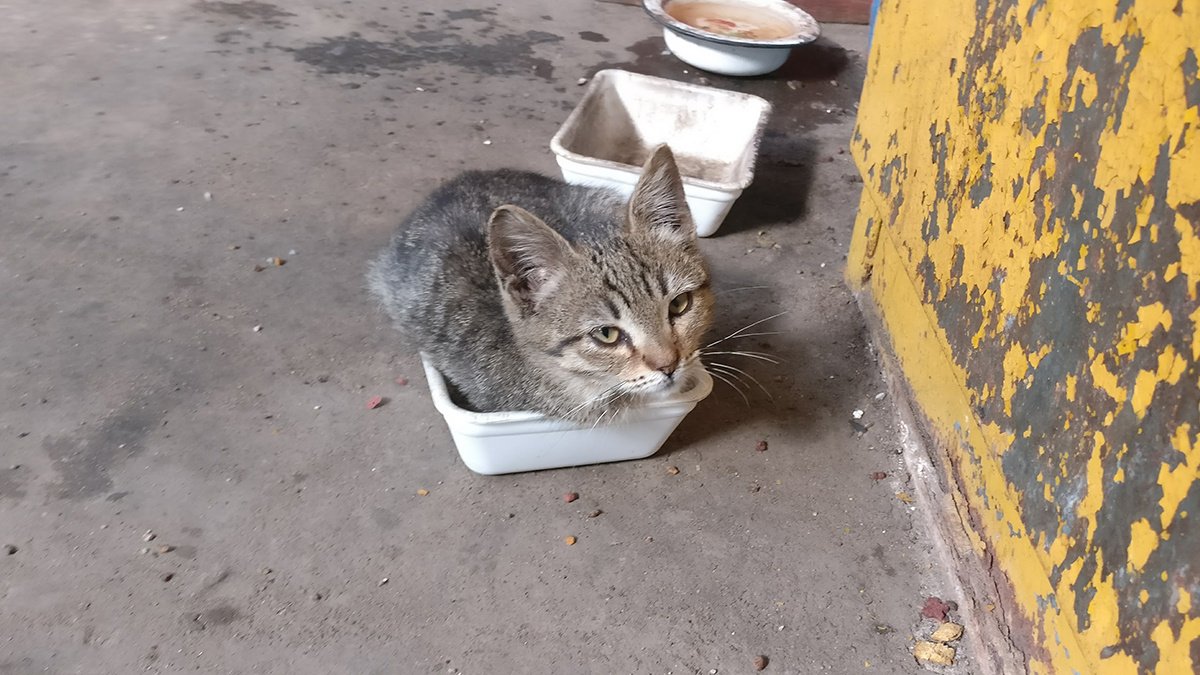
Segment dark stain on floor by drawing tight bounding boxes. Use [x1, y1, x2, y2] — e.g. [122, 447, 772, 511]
[190, 604, 242, 630]
[288, 30, 563, 80]
[43, 399, 162, 500]
[579, 30, 609, 43]
[443, 8, 496, 21]
[0, 465, 27, 501]
[592, 36, 864, 132]
[193, 0, 296, 28]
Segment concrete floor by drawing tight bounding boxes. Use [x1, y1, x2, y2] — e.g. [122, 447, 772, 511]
[1, 2, 964, 673]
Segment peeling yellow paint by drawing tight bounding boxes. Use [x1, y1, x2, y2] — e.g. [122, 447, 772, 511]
[1127, 519, 1158, 571]
[850, 0, 1199, 670]
[1089, 355, 1127, 403]
[1150, 618, 1200, 675]
[1158, 424, 1197, 530]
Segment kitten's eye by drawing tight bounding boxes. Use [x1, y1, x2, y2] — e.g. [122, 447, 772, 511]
[591, 326, 623, 345]
[668, 292, 693, 317]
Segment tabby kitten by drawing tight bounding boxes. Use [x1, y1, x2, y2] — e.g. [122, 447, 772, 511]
[368, 144, 714, 422]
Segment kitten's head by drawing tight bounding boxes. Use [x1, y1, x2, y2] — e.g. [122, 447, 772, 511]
[487, 144, 714, 414]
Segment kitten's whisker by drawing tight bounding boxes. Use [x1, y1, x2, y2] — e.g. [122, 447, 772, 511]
[708, 361, 773, 401]
[701, 350, 782, 364]
[707, 369, 751, 406]
[704, 312, 789, 349]
[705, 361, 750, 388]
[714, 285, 771, 295]
[709, 331, 784, 344]
[561, 383, 623, 421]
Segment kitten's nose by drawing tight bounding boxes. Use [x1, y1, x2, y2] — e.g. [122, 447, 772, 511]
[646, 350, 679, 377]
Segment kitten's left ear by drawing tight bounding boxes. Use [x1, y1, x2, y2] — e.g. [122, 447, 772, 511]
[488, 205, 576, 314]
[627, 144, 695, 242]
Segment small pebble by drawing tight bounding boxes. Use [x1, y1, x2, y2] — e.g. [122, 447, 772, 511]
[875, 391, 887, 401]
[666, 465, 680, 475]
[175, 206, 184, 212]
[203, 191, 212, 201]
[563, 492, 579, 503]
[252, 325, 262, 332]
[416, 488, 429, 496]
[271, 257, 286, 266]
[162, 573, 174, 582]
[378, 577, 389, 586]
[870, 471, 888, 480]
[395, 376, 409, 386]
[753, 655, 768, 671]
[482, 139, 492, 145]
[157, 545, 174, 554]
[4, 544, 17, 555]
[587, 509, 603, 518]
[755, 440, 768, 452]
[931, 621, 964, 642]
[564, 536, 576, 546]
[852, 409, 864, 420]
[576, 77, 588, 85]
[366, 395, 385, 409]
[142, 530, 156, 542]
[913, 641, 955, 666]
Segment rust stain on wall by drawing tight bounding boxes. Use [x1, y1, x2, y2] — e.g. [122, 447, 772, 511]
[849, 0, 1200, 672]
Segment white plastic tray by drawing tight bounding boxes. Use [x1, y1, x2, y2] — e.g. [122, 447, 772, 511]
[421, 357, 713, 475]
[550, 69, 772, 237]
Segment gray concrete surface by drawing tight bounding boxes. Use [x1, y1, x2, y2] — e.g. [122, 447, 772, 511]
[1, 2, 962, 673]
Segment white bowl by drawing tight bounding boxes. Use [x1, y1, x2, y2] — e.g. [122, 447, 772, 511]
[550, 69, 771, 237]
[643, 0, 820, 77]
[421, 357, 713, 475]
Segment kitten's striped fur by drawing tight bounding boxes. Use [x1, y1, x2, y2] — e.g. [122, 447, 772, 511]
[368, 145, 714, 422]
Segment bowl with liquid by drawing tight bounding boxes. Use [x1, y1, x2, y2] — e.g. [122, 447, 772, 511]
[643, 0, 820, 76]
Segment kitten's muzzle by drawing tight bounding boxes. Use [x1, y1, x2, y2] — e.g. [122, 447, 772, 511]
[645, 350, 681, 378]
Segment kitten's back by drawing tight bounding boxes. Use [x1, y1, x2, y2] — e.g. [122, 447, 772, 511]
[367, 170, 624, 402]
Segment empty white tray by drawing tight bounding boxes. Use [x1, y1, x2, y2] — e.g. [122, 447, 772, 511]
[421, 357, 713, 475]
[550, 69, 772, 237]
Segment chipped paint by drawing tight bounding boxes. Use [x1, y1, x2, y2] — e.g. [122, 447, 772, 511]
[849, 0, 1200, 671]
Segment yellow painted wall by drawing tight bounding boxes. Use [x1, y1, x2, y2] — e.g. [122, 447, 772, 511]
[848, 0, 1200, 672]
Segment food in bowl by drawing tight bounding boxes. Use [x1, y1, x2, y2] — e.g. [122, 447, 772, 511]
[643, 0, 820, 77]
[666, 1, 797, 40]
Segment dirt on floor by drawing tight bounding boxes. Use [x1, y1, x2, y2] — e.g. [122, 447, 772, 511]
[1, 1, 969, 673]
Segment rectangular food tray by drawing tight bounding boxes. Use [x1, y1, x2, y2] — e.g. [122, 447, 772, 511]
[421, 357, 713, 475]
[550, 69, 772, 236]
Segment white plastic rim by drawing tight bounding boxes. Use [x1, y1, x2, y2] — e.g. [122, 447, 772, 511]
[662, 27, 792, 76]
[421, 357, 714, 475]
[555, 155, 741, 237]
[550, 70, 770, 236]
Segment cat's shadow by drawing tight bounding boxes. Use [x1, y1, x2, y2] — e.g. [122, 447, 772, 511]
[717, 133, 818, 236]
[657, 279, 849, 455]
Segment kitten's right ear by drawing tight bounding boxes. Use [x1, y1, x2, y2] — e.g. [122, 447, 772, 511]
[488, 205, 576, 313]
[627, 143, 696, 242]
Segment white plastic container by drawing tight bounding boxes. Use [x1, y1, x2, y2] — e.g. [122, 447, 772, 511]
[550, 69, 771, 237]
[642, 0, 820, 77]
[422, 357, 713, 475]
